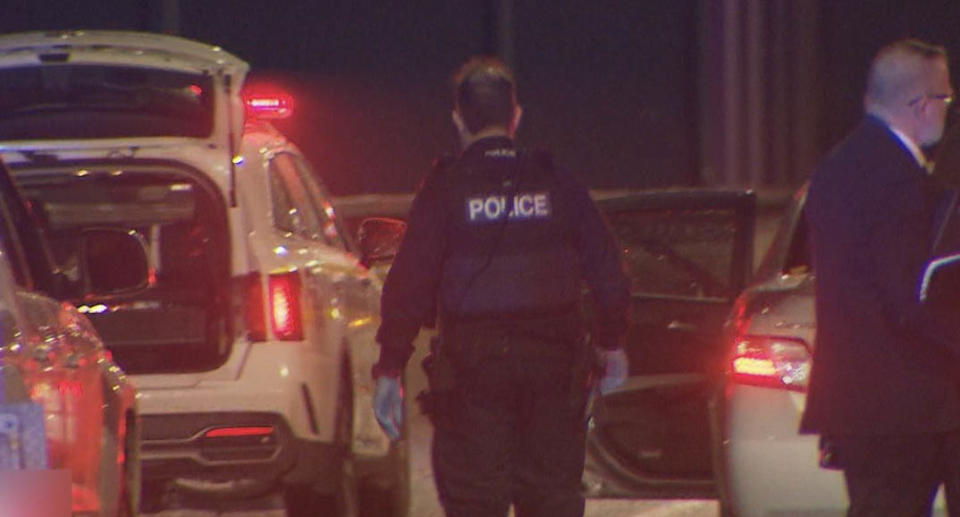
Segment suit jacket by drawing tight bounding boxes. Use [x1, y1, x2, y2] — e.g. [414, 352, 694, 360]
[800, 115, 960, 436]
[933, 120, 960, 189]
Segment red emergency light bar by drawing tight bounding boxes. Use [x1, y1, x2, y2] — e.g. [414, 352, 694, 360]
[243, 91, 294, 120]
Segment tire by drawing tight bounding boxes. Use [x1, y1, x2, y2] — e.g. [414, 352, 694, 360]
[119, 413, 141, 517]
[709, 392, 735, 517]
[358, 438, 410, 517]
[285, 365, 359, 517]
[98, 363, 141, 517]
[116, 465, 134, 517]
[100, 412, 140, 517]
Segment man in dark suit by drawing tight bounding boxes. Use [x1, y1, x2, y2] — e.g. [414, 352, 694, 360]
[801, 39, 960, 515]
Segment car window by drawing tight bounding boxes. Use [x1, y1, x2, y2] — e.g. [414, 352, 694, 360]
[270, 153, 323, 239]
[0, 170, 42, 289]
[0, 256, 21, 348]
[292, 156, 347, 250]
[754, 185, 811, 280]
[268, 152, 344, 248]
[609, 207, 741, 299]
[783, 209, 811, 273]
[269, 163, 302, 234]
[0, 65, 214, 140]
[0, 197, 28, 288]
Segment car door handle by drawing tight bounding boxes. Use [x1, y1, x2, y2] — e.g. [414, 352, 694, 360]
[667, 320, 698, 333]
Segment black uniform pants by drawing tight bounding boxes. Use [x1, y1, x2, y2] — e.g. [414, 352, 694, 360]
[836, 429, 960, 516]
[431, 331, 588, 517]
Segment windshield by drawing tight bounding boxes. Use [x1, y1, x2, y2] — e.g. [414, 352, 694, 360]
[0, 65, 214, 139]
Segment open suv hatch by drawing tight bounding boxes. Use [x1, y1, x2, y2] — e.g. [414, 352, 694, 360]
[0, 30, 407, 517]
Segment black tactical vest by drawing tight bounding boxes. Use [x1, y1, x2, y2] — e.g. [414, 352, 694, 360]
[433, 145, 583, 318]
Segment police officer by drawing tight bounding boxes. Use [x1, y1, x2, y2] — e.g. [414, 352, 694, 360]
[372, 56, 631, 517]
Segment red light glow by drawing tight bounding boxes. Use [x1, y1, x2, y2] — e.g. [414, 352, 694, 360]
[269, 271, 303, 341]
[243, 91, 294, 120]
[729, 336, 811, 391]
[732, 356, 777, 377]
[204, 426, 275, 438]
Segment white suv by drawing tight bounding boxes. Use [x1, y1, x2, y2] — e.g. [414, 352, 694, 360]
[0, 30, 406, 516]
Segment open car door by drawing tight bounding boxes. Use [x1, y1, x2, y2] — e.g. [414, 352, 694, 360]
[584, 189, 755, 499]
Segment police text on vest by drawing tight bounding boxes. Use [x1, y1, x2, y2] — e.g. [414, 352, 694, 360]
[466, 192, 552, 222]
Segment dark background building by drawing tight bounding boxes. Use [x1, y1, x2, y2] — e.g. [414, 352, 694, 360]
[3, 1, 960, 196]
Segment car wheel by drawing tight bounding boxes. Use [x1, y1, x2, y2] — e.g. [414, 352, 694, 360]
[117, 414, 141, 517]
[284, 366, 359, 517]
[116, 465, 133, 517]
[718, 499, 739, 517]
[358, 438, 410, 517]
[99, 411, 139, 517]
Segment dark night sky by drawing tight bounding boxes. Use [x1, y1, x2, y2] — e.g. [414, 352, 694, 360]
[818, 2, 960, 149]
[0, 1, 700, 195]
[4, 1, 960, 195]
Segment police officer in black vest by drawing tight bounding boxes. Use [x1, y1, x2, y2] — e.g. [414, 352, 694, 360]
[372, 56, 631, 517]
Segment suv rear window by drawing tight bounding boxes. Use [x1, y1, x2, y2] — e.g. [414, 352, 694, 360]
[0, 65, 214, 139]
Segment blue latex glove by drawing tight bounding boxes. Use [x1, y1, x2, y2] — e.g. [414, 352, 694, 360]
[597, 348, 629, 395]
[373, 376, 404, 441]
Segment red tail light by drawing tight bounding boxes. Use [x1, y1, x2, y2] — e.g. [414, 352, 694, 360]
[730, 335, 811, 391]
[242, 273, 266, 342]
[269, 271, 303, 341]
[200, 425, 279, 461]
[204, 426, 275, 438]
[27, 371, 103, 514]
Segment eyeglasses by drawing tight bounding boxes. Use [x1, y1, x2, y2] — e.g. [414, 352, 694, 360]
[909, 93, 955, 107]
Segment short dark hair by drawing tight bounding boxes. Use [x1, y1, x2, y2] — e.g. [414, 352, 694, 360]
[452, 56, 517, 134]
[865, 39, 947, 109]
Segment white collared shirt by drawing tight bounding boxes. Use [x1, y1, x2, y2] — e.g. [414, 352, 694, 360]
[888, 126, 930, 172]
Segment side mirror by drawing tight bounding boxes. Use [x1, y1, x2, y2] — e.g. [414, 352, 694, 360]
[357, 217, 407, 267]
[79, 228, 150, 297]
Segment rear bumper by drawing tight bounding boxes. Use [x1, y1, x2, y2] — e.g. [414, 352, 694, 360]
[723, 384, 848, 516]
[723, 384, 950, 516]
[140, 411, 340, 497]
[132, 341, 341, 441]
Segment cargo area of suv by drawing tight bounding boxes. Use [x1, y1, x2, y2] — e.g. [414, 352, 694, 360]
[0, 31, 406, 516]
[15, 163, 231, 375]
